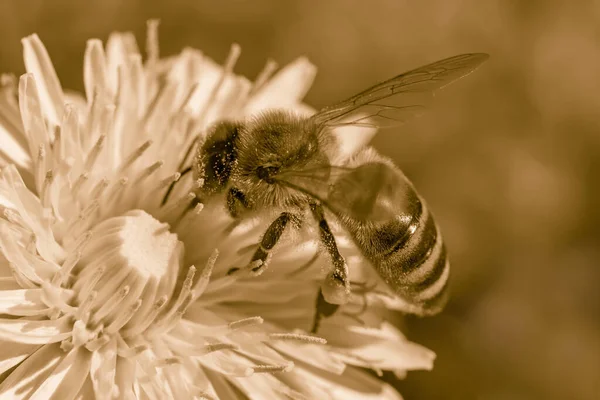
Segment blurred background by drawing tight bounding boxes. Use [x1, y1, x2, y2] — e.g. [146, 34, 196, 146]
[0, 0, 598, 399]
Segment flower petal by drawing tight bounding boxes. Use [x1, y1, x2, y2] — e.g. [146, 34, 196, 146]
[114, 356, 136, 399]
[203, 366, 246, 399]
[22, 34, 65, 127]
[325, 322, 436, 372]
[298, 363, 403, 400]
[0, 252, 17, 287]
[275, 370, 336, 399]
[329, 124, 378, 164]
[245, 57, 317, 114]
[230, 372, 287, 400]
[74, 376, 95, 400]
[90, 336, 117, 400]
[0, 315, 72, 344]
[0, 340, 41, 375]
[0, 288, 49, 316]
[0, 224, 59, 284]
[105, 32, 140, 93]
[83, 39, 110, 103]
[0, 84, 31, 170]
[0, 343, 63, 399]
[18, 73, 51, 168]
[271, 340, 346, 376]
[0, 165, 66, 263]
[28, 346, 92, 400]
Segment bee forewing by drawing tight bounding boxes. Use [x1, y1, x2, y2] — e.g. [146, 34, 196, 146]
[312, 53, 489, 129]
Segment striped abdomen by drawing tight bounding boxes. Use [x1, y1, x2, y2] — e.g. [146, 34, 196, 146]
[330, 156, 450, 315]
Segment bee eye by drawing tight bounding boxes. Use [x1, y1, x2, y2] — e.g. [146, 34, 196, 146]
[256, 165, 279, 182]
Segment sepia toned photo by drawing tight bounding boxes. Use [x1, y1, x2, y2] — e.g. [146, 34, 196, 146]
[0, 1, 597, 399]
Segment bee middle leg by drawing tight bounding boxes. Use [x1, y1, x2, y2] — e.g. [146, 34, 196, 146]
[310, 202, 351, 305]
[227, 211, 301, 276]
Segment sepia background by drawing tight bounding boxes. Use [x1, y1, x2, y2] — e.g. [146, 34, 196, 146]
[0, 0, 598, 399]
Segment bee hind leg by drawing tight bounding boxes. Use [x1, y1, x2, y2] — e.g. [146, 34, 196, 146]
[310, 202, 351, 305]
[227, 211, 301, 276]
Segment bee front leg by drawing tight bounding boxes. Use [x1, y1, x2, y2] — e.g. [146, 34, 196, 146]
[227, 211, 300, 276]
[226, 187, 252, 218]
[310, 202, 351, 305]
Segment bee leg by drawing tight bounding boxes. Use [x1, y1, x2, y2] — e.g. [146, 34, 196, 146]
[226, 187, 252, 218]
[227, 212, 299, 276]
[161, 166, 192, 206]
[310, 202, 351, 305]
[311, 289, 340, 333]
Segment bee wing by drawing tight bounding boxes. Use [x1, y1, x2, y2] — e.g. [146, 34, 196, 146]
[311, 53, 489, 129]
[275, 163, 415, 223]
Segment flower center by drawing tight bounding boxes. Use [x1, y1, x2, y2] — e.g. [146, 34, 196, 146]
[57, 209, 191, 351]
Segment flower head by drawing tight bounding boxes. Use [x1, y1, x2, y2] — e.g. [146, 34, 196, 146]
[0, 21, 435, 399]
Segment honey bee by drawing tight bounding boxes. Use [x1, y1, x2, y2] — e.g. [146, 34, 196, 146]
[165, 53, 488, 332]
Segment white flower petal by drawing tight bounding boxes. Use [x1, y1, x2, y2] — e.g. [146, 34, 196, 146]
[0, 224, 57, 284]
[203, 366, 244, 399]
[0, 315, 72, 344]
[202, 278, 315, 305]
[150, 339, 195, 399]
[114, 357, 136, 399]
[329, 123, 378, 164]
[0, 252, 17, 284]
[300, 363, 403, 400]
[18, 73, 51, 168]
[275, 370, 337, 399]
[74, 376, 95, 400]
[90, 336, 117, 400]
[28, 346, 92, 400]
[245, 57, 317, 114]
[0, 165, 66, 263]
[0, 76, 30, 167]
[271, 340, 346, 375]
[0, 340, 41, 375]
[0, 343, 63, 399]
[21, 34, 65, 127]
[324, 322, 435, 372]
[83, 39, 110, 103]
[0, 288, 49, 316]
[105, 32, 140, 94]
[0, 82, 31, 170]
[230, 372, 287, 400]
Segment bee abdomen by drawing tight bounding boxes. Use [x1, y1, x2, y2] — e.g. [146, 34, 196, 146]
[371, 200, 450, 314]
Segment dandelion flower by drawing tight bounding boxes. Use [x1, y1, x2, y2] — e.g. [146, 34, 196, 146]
[0, 22, 436, 399]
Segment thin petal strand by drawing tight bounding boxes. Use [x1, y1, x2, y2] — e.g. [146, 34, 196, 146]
[22, 34, 65, 126]
[0, 343, 63, 398]
[28, 346, 92, 400]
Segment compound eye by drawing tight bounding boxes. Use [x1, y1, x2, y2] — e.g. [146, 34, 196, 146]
[256, 165, 280, 182]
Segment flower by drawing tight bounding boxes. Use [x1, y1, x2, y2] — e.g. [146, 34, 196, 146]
[0, 21, 435, 399]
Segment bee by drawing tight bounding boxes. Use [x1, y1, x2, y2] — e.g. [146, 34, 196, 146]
[166, 53, 488, 332]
